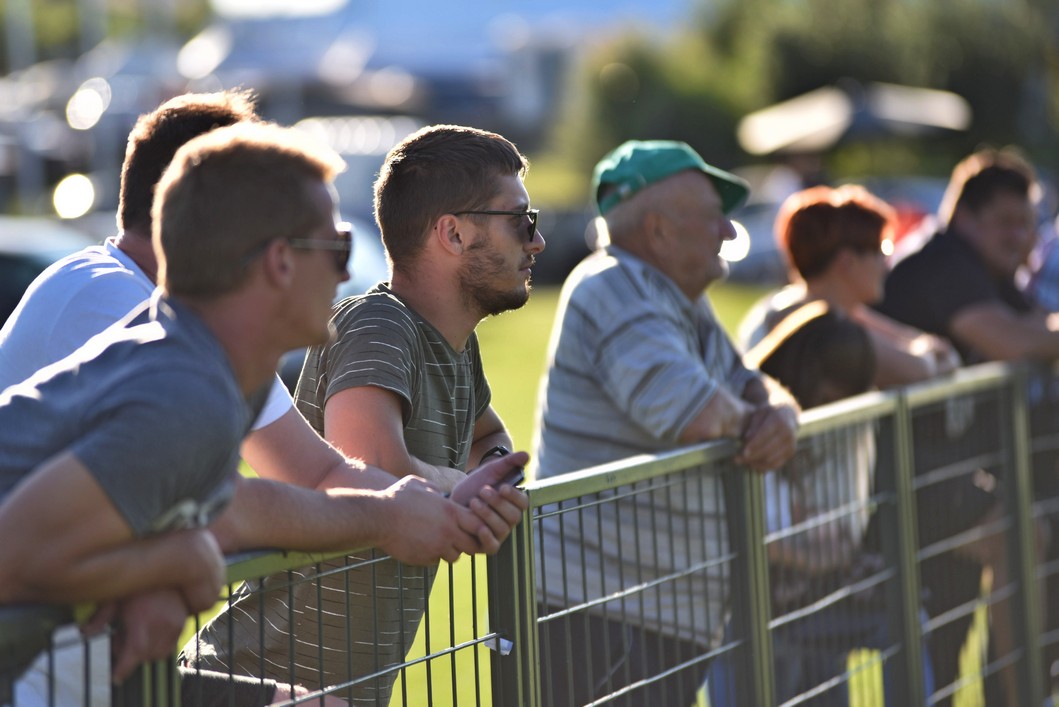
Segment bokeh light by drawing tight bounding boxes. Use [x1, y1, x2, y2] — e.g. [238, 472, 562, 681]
[721, 219, 751, 263]
[65, 78, 112, 131]
[53, 174, 95, 219]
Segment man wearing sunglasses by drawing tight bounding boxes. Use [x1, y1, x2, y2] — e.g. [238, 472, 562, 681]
[0, 99, 528, 704]
[187, 124, 545, 699]
[2, 123, 342, 704]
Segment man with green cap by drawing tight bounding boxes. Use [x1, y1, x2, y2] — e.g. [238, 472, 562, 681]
[530, 139, 799, 704]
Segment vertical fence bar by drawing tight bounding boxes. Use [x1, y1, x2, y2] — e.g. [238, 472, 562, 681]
[877, 393, 926, 705]
[726, 468, 774, 706]
[154, 657, 180, 707]
[490, 504, 538, 707]
[1005, 364, 1045, 707]
[113, 656, 179, 707]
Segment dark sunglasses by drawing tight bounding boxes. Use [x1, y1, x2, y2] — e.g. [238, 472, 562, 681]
[452, 209, 539, 242]
[286, 221, 353, 273]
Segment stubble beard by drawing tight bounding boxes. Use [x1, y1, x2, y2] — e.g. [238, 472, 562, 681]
[458, 240, 531, 318]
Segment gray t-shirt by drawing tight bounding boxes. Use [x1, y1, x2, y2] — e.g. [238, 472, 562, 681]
[0, 293, 265, 535]
[185, 283, 492, 701]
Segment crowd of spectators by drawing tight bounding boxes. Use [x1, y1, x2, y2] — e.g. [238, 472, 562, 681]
[0, 88, 1057, 707]
[532, 141, 1056, 706]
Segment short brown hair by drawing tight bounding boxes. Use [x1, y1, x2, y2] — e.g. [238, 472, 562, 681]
[937, 147, 1039, 227]
[775, 185, 895, 280]
[153, 122, 344, 298]
[119, 90, 259, 234]
[373, 124, 528, 274]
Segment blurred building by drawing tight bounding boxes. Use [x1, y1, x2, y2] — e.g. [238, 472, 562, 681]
[173, 0, 692, 218]
[185, 0, 691, 145]
[1, 0, 691, 221]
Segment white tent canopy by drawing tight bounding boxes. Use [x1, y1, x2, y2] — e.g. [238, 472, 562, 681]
[737, 81, 972, 156]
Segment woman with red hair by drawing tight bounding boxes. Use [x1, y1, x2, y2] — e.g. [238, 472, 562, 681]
[740, 184, 959, 387]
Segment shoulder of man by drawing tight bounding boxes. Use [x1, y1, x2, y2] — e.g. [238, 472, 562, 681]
[889, 228, 961, 272]
[328, 288, 423, 347]
[561, 249, 648, 310]
[19, 243, 149, 308]
[332, 285, 410, 321]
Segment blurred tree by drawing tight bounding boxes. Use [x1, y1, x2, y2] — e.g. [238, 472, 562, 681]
[919, 0, 1055, 154]
[536, 0, 1058, 204]
[538, 26, 762, 206]
[757, 0, 1057, 170]
[0, 0, 209, 73]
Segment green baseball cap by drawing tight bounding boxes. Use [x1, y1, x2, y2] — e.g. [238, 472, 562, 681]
[592, 140, 750, 216]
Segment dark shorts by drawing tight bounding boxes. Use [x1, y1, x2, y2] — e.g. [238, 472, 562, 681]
[179, 668, 277, 707]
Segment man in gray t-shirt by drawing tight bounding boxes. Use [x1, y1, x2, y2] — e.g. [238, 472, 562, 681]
[298, 284, 492, 471]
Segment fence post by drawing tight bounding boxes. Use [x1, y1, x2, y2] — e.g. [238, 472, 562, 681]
[876, 394, 926, 705]
[726, 468, 775, 706]
[1005, 364, 1045, 706]
[490, 504, 539, 707]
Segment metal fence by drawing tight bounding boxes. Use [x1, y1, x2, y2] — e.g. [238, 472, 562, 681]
[3, 361, 1058, 706]
[496, 360, 1057, 707]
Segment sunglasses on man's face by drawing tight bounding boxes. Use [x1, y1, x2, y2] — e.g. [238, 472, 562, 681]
[452, 209, 539, 242]
[287, 222, 354, 273]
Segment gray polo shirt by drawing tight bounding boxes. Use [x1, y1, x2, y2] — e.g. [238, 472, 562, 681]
[531, 245, 760, 646]
[533, 245, 758, 479]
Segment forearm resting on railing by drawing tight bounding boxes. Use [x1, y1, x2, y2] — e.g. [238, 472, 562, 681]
[0, 526, 224, 613]
[0, 451, 225, 611]
[678, 385, 753, 443]
[210, 473, 503, 565]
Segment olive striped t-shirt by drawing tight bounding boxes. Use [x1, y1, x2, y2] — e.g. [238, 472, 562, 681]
[296, 283, 491, 468]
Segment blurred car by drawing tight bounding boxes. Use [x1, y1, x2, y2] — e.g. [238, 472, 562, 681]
[277, 215, 389, 392]
[0, 216, 98, 328]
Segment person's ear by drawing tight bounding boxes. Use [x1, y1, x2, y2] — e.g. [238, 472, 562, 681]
[642, 210, 669, 257]
[261, 239, 296, 288]
[432, 213, 464, 256]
